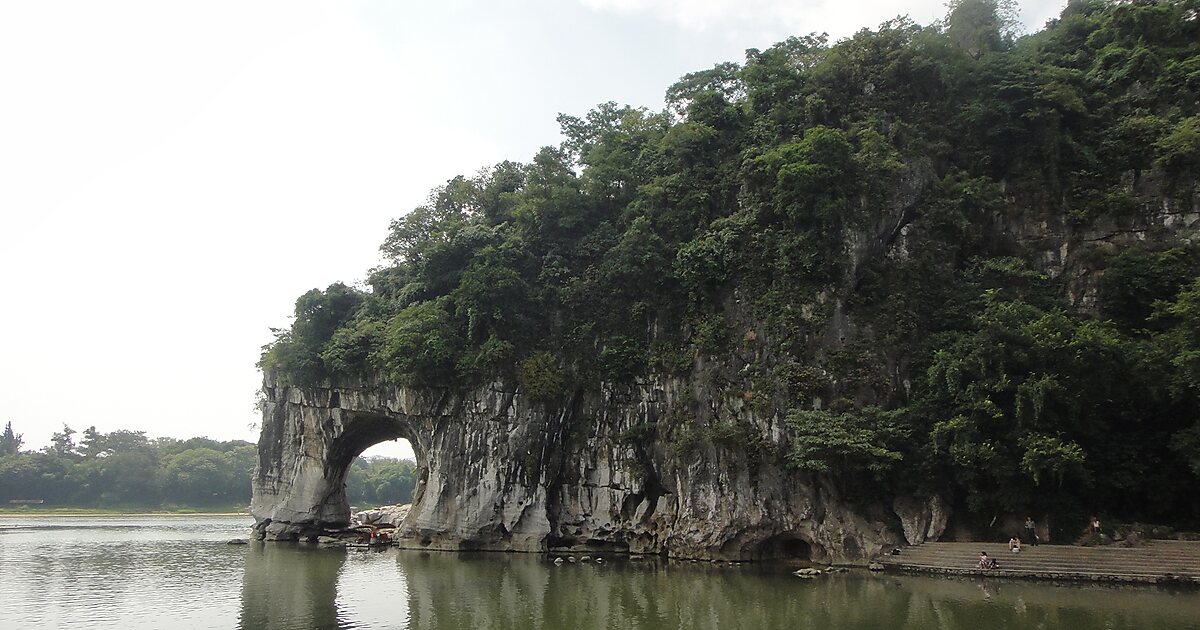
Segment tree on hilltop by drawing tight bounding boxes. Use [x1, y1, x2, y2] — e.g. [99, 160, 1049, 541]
[0, 421, 22, 456]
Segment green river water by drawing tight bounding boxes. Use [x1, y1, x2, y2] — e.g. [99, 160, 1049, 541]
[1, 515, 1198, 629]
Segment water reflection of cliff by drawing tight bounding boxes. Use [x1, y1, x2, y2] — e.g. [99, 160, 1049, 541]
[239, 544, 346, 630]
[394, 553, 869, 629]
[233, 547, 1200, 630]
[393, 553, 1200, 630]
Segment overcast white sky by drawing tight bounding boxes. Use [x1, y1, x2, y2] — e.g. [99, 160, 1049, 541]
[0, 0, 1065, 460]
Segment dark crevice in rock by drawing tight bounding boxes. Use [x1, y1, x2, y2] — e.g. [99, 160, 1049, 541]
[747, 533, 817, 561]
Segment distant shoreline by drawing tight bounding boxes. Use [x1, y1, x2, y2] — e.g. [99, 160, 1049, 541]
[0, 508, 251, 517]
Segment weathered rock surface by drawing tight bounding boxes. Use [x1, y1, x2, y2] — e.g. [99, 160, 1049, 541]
[892, 495, 950, 545]
[353, 504, 411, 527]
[250, 370, 927, 562]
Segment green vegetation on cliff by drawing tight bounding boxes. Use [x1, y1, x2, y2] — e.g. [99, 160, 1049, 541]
[261, 0, 1200, 531]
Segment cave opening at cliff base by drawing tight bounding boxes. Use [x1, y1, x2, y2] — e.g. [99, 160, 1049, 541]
[752, 533, 814, 561]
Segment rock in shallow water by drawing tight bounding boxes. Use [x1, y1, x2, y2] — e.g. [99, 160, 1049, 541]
[352, 504, 411, 527]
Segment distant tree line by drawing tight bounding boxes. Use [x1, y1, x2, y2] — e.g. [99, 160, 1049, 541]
[0, 423, 416, 510]
[345, 456, 418, 508]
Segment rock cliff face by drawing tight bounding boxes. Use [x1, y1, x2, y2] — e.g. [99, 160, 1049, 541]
[251, 370, 948, 562]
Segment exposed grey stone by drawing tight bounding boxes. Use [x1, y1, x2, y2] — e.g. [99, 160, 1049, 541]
[251, 371, 904, 562]
[893, 495, 950, 545]
[353, 504, 411, 527]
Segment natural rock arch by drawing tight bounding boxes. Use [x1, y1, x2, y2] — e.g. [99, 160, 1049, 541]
[250, 372, 551, 548]
[250, 370, 933, 561]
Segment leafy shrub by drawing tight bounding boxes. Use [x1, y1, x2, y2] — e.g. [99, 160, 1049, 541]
[517, 351, 566, 403]
[376, 300, 459, 385]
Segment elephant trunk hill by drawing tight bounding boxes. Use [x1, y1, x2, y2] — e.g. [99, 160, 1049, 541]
[251, 0, 1200, 561]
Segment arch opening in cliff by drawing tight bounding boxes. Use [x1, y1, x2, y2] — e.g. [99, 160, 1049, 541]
[251, 378, 444, 541]
[325, 413, 426, 522]
[355, 437, 419, 505]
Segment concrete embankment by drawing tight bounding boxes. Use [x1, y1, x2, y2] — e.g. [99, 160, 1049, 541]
[880, 541, 1200, 585]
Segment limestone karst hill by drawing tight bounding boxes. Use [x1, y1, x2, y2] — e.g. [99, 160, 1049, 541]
[253, 0, 1200, 561]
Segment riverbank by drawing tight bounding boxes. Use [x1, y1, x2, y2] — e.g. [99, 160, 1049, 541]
[880, 541, 1200, 586]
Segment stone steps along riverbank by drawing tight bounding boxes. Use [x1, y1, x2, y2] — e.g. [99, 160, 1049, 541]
[880, 541, 1200, 585]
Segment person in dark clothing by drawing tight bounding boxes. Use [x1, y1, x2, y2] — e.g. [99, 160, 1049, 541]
[1024, 517, 1038, 546]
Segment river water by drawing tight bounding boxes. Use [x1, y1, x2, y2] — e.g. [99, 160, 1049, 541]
[2, 515, 1199, 629]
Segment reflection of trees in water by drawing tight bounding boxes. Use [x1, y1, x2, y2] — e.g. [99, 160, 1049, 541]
[239, 544, 346, 630]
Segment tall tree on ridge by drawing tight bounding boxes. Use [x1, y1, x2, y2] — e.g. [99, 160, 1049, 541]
[946, 0, 1019, 58]
[0, 421, 22, 456]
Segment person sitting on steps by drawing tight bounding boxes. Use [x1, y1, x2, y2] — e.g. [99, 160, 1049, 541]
[1009, 536, 1021, 553]
[977, 551, 998, 570]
